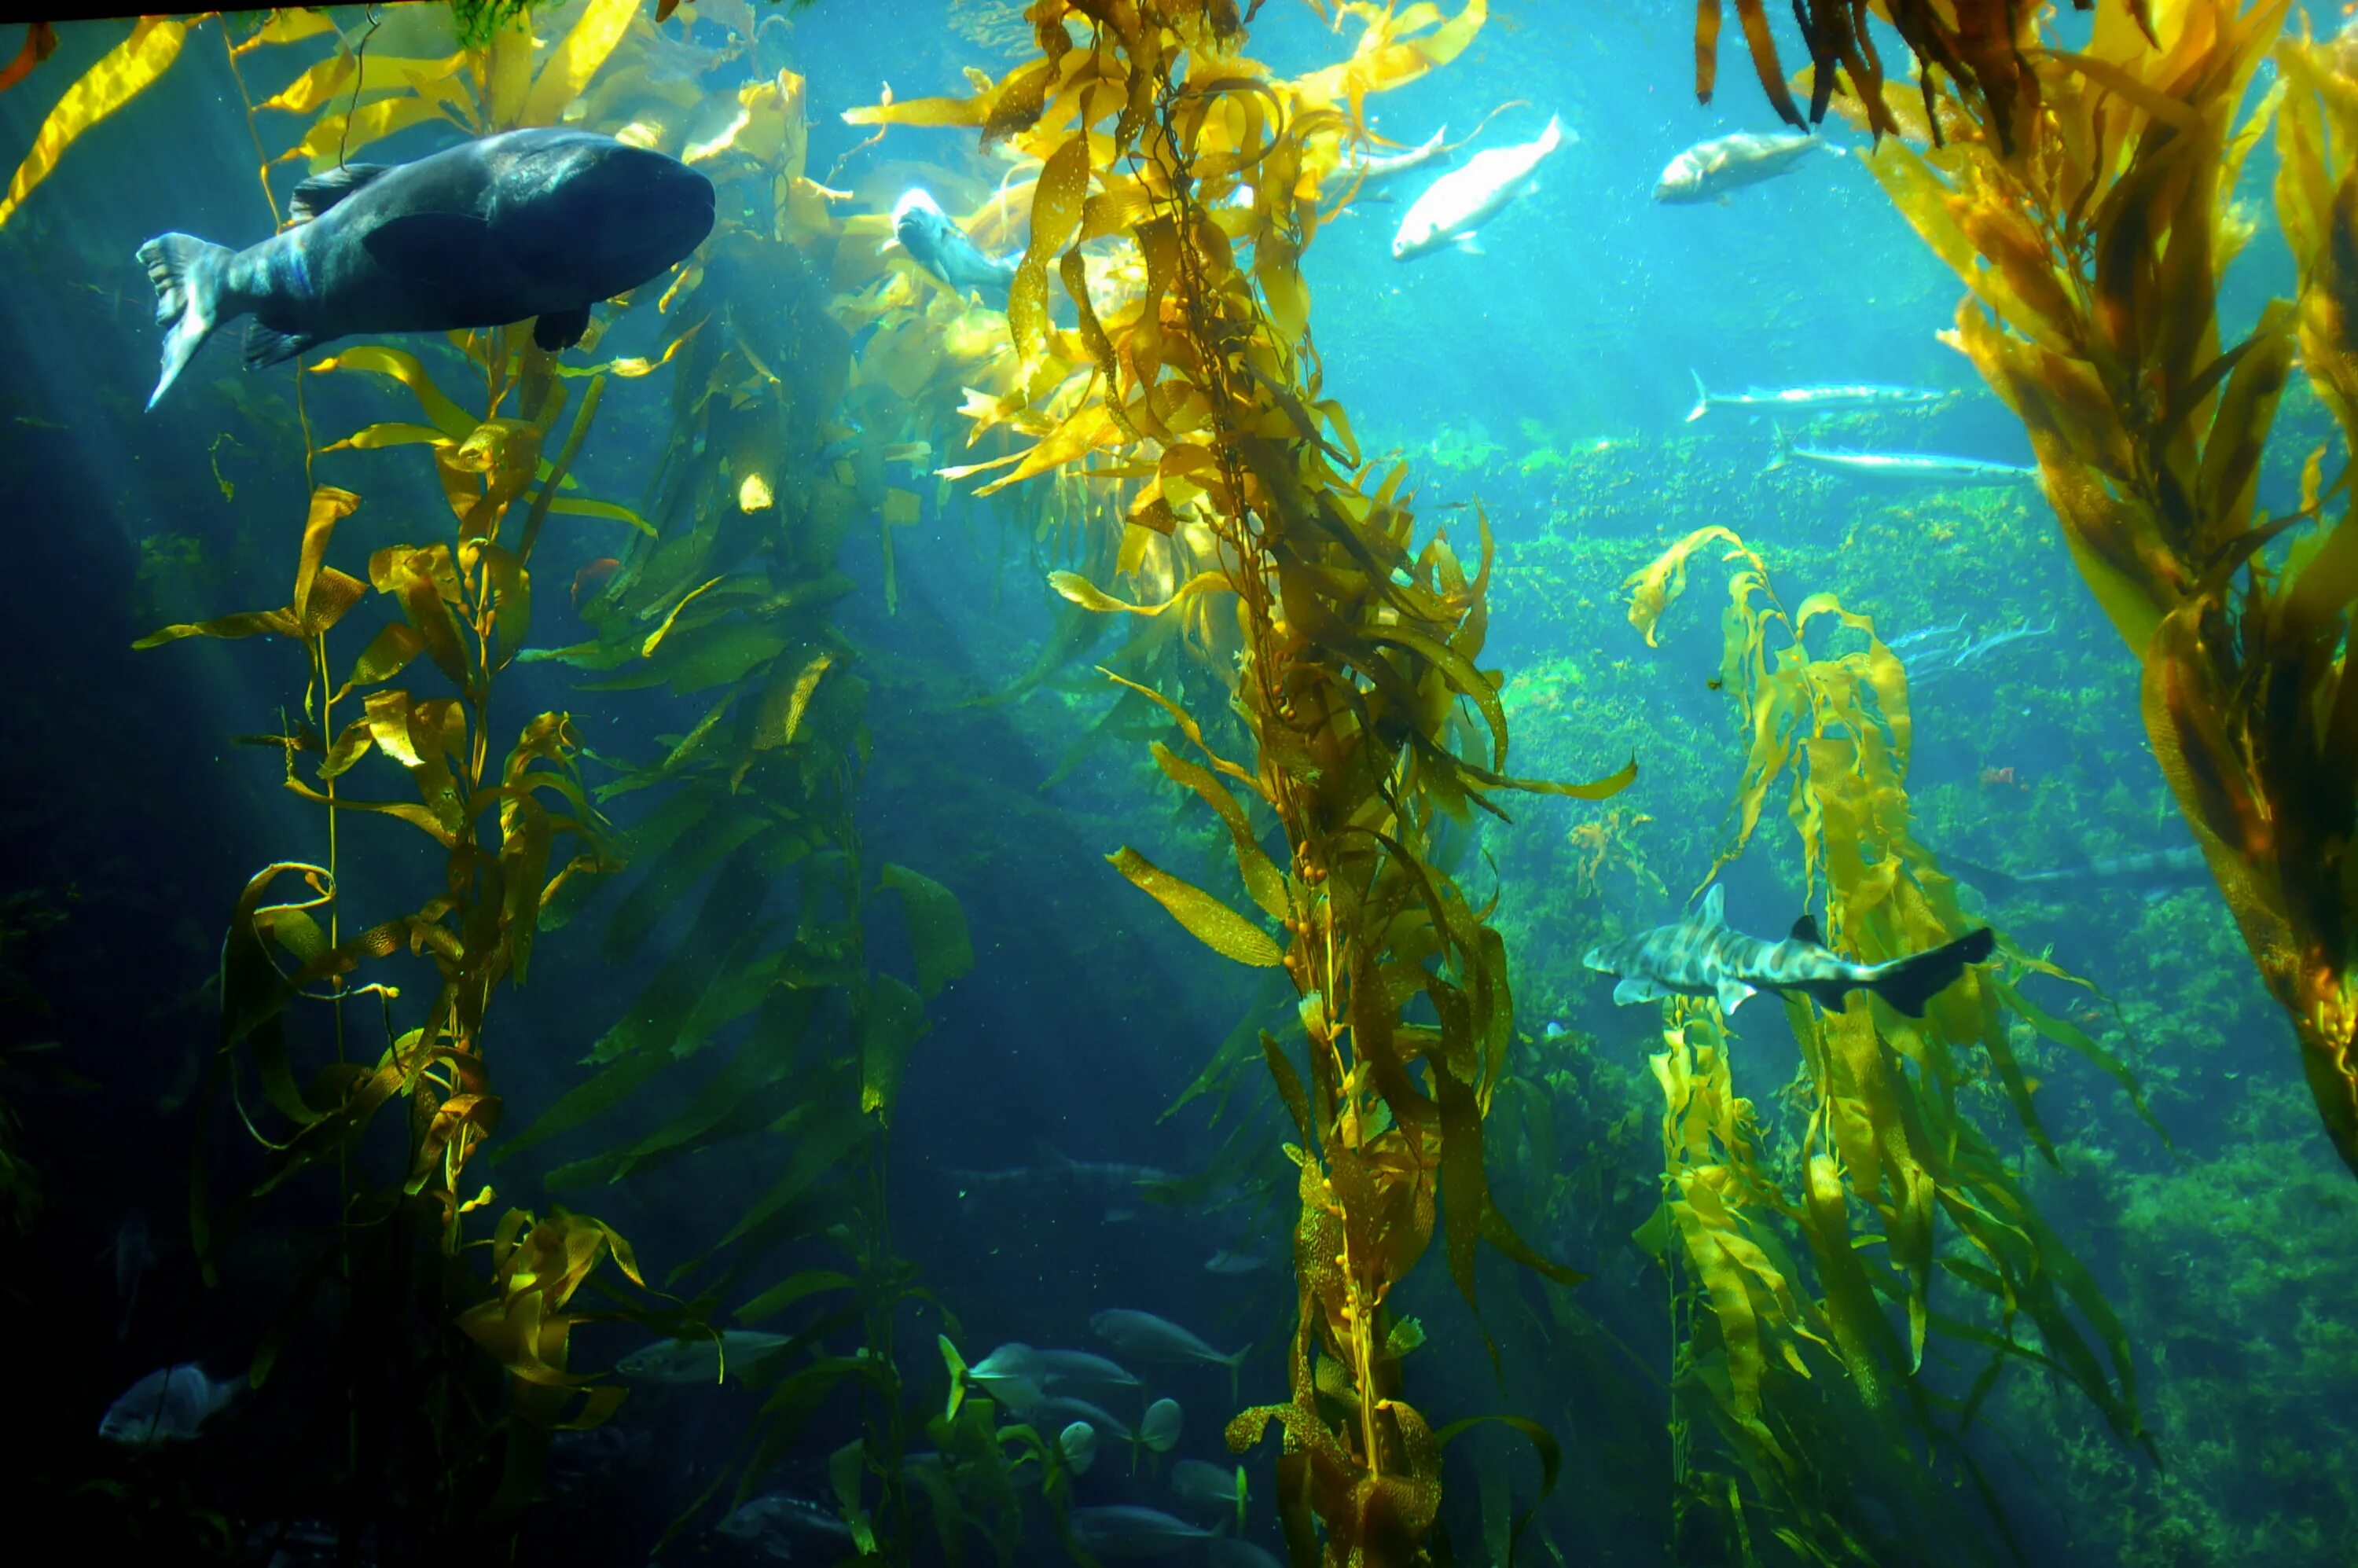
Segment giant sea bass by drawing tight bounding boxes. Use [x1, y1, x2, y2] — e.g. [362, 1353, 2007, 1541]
[137, 127, 716, 409]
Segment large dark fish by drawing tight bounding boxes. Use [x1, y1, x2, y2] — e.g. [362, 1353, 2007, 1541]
[888, 188, 1018, 299]
[1583, 885, 1994, 1018]
[138, 127, 715, 409]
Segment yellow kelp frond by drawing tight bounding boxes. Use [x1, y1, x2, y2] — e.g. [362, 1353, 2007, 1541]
[1835, 0, 2358, 1183]
[0, 17, 186, 230]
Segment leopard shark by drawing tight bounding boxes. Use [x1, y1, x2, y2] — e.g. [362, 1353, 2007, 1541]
[1582, 885, 1995, 1018]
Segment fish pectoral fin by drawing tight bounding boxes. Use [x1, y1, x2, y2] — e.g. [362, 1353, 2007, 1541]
[1452, 232, 1485, 255]
[1713, 977, 1757, 1015]
[244, 320, 319, 370]
[1612, 976, 1667, 1006]
[360, 211, 496, 284]
[288, 162, 390, 226]
[534, 304, 592, 351]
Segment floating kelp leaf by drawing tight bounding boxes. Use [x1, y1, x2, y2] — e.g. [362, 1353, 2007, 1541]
[136, 487, 366, 648]
[519, 0, 637, 128]
[860, 975, 927, 1122]
[0, 17, 186, 230]
[1150, 742, 1287, 921]
[1107, 847, 1283, 968]
[878, 864, 971, 1001]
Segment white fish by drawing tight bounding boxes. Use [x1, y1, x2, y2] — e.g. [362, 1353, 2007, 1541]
[615, 1328, 788, 1384]
[1686, 369, 1944, 424]
[100, 1363, 237, 1445]
[1338, 125, 1452, 197]
[1139, 1396, 1183, 1454]
[1060, 1419, 1099, 1475]
[1035, 1348, 1138, 1390]
[1069, 1504, 1218, 1559]
[1090, 1309, 1247, 1397]
[1654, 130, 1842, 205]
[1765, 425, 2038, 486]
[1390, 116, 1567, 261]
[1203, 1248, 1269, 1275]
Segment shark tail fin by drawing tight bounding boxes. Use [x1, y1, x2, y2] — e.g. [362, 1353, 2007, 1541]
[1870, 927, 1996, 1019]
[138, 233, 237, 409]
[1688, 369, 1711, 423]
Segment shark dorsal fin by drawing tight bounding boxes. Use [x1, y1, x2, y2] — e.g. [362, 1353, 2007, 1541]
[1697, 885, 1726, 927]
[1789, 913, 1823, 946]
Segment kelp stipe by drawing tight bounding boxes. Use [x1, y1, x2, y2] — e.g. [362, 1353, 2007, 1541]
[855, 3, 1629, 1559]
[1797, 0, 2358, 1184]
[1626, 531, 2159, 1562]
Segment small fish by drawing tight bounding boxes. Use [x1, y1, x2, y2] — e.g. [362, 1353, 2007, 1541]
[1338, 125, 1453, 196]
[110, 1208, 152, 1342]
[1583, 885, 1994, 1019]
[1069, 1504, 1218, 1559]
[1034, 1393, 1136, 1442]
[715, 1490, 855, 1553]
[1060, 1419, 1100, 1474]
[887, 188, 1019, 299]
[138, 128, 714, 408]
[1686, 369, 1943, 424]
[615, 1328, 789, 1384]
[99, 1363, 237, 1445]
[1390, 116, 1568, 261]
[571, 556, 621, 611]
[1139, 1396, 1183, 1454]
[1091, 1309, 1247, 1399]
[941, 1335, 1044, 1417]
[1948, 845, 2210, 896]
[1203, 1248, 1269, 1274]
[1541, 1020, 1572, 1041]
[1766, 424, 2037, 486]
[1978, 766, 2027, 791]
[1170, 1458, 1250, 1531]
[1654, 130, 1843, 205]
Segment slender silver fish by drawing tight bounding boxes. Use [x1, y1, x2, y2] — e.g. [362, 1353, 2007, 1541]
[1766, 425, 2037, 485]
[1948, 846, 2209, 895]
[1337, 125, 1453, 197]
[1688, 369, 1944, 423]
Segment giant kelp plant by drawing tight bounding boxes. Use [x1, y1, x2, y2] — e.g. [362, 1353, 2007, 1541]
[1717, 0, 2358, 1187]
[1625, 530, 2158, 1562]
[853, 2, 1633, 1560]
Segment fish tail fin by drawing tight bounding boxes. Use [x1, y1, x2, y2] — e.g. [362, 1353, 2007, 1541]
[1688, 368, 1710, 423]
[138, 233, 237, 410]
[1537, 114, 1564, 155]
[1870, 927, 1996, 1019]
[1225, 1347, 1243, 1405]
[1763, 422, 1791, 473]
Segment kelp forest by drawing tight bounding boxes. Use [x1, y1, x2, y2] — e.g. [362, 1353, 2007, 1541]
[3, 1, 2358, 1565]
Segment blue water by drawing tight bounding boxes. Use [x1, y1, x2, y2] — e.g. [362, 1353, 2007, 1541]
[2, 3, 2352, 1565]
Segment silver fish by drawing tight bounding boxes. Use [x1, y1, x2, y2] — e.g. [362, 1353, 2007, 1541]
[1091, 1309, 1246, 1398]
[942, 1336, 1045, 1416]
[1391, 116, 1567, 260]
[1948, 845, 2209, 895]
[1034, 1347, 1139, 1390]
[1069, 1504, 1218, 1559]
[888, 188, 1019, 299]
[1060, 1419, 1100, 1474]
[1766, 425, 2037, 485]
[1655, 130, 1843, 204]
[1139, 1396, 1183, 1453]
[1203, 1248, 1269, 1275]
[100, 1363, 237, 1445]
[616, 1328, 788, 1384]
[1687, 369, 1944, 424]
[138, 128, 714, 407]
[1033, 1393, 1135, 1441]
[1582, 885, 1994, 1019]
[1338, 125, 1453, 196]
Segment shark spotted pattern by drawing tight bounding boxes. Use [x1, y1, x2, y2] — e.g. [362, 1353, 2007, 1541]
[1583, 885, 1995, 1018]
